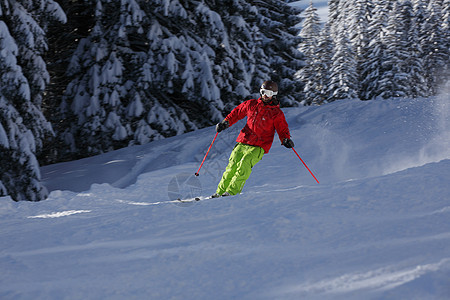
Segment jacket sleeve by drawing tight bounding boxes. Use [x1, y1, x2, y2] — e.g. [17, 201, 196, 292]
[274, 111, 291, 143]
[224, 100, 250, 126]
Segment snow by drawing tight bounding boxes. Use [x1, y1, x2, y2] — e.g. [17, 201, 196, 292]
[1, 96, 450, 299]
[44, 0, 67, 24]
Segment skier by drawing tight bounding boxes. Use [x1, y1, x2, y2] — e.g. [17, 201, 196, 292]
[212, 80, 295, 198]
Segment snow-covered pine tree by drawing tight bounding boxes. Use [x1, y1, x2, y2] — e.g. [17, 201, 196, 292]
[359, 0, 391, 100]
[0, 0, 66, 201]
[347, 0, 372, 97]
[420, 0, 447, 94]
[296, 2, 322, 105]
[400, 0, 427, 98]
[327, 28, 358, 101]
[327, 0, 341, 41]
[412, 0, 431, 96]
[378, 2, 410, 99]
[313, 24, 334, 104]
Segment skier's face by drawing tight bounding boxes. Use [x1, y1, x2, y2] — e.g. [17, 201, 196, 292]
[260, 88, 277, 98]
[262, 94, 273, 103]
[260, 88, 277, 103]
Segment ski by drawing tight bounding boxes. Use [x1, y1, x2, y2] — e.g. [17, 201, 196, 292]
[176, 197, 202, 203]
[175, 194, 231, 203]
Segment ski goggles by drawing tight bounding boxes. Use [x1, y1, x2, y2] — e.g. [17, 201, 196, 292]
[260, 89, 278, 97]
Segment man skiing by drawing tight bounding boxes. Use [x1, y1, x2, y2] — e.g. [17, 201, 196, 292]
[212, 80, 295, 198]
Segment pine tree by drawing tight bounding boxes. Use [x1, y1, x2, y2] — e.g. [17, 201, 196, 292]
[314, 24, 334, 104]
[327, 28, 358, 101]
[421, 0, 447, 93]
[378, 2, 410, 98]
[348, 0, 372, 96]
[359, 0, 391, 100]
[400, 0, 427, 98]
[0, 0, 66, 201]
[327, 0, 341, 40]
[413, 0, 431, 96]
[296, 2, 322, 105]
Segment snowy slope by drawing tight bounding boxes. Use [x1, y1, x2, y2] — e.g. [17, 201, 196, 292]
[1, 96, 450, 300]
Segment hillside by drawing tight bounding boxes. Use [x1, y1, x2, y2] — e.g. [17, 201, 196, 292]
[1, 96, 449, 299]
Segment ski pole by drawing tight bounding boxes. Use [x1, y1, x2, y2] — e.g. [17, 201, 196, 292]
[292, 147, 320, 184]
[195, 132, 219, 176]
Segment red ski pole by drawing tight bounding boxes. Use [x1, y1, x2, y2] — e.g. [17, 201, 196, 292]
[292, 147, 320, 184]
[195, 132, 219, 176]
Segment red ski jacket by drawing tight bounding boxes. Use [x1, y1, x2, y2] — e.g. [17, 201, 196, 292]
[225, 98, 291, 153]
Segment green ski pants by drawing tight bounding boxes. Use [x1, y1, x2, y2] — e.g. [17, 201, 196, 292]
[216, 143, 264, 195]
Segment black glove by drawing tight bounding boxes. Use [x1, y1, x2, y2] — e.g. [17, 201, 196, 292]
[216, 120, 229, 133]
[282, 138, 294, 148]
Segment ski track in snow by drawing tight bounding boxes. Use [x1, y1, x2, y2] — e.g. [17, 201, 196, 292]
[27, 210, 91, 219]
[274, 258, 450, 298]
